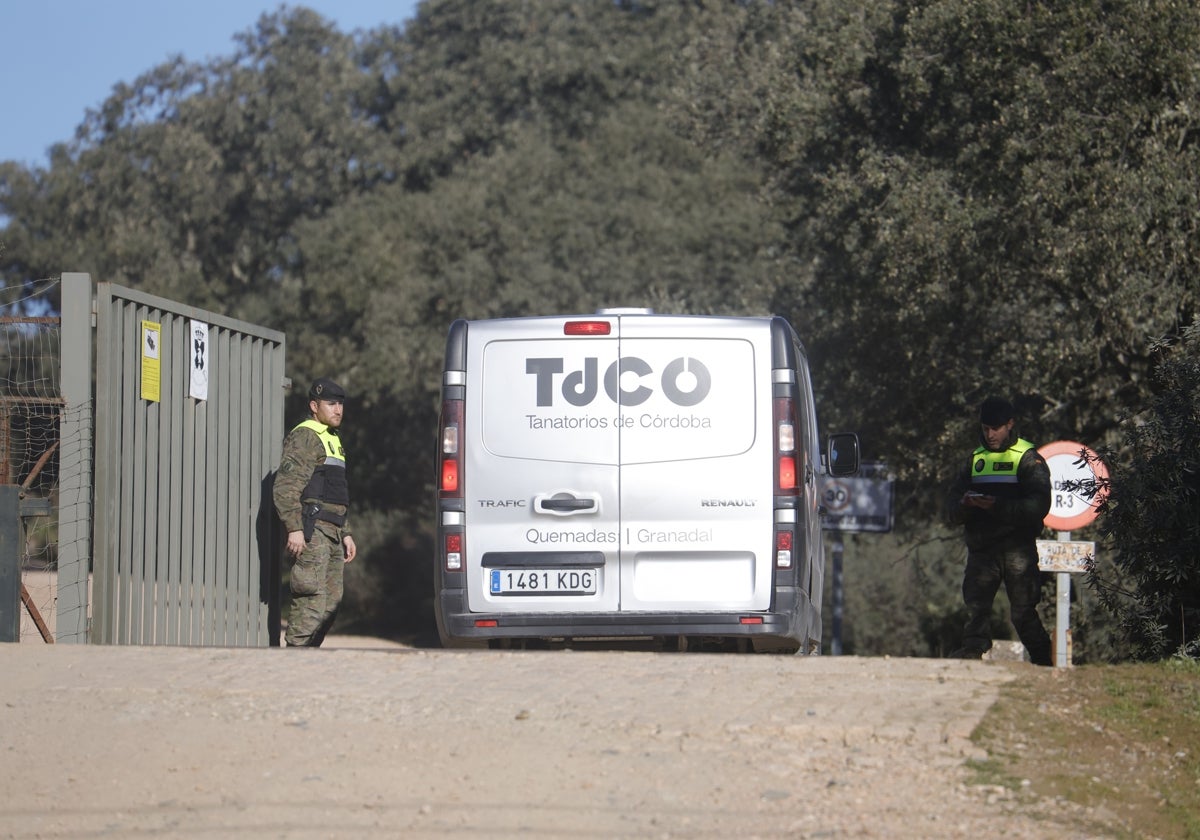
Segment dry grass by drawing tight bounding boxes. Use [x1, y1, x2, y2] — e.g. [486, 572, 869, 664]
[968, 659, 1200, 839]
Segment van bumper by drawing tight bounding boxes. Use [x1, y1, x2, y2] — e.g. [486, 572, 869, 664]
[436, 587, 809, 645]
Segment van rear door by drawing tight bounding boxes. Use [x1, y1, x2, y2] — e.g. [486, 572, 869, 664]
[615, 317, 773, 612]
[464, 317, 622, 613]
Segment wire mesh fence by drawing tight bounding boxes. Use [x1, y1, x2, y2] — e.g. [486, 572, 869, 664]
[0, 278, 76, 642]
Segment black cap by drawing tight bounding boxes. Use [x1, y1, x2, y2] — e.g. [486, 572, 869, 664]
[308, 377, 346, 402]
[979, 396, 1014, 426]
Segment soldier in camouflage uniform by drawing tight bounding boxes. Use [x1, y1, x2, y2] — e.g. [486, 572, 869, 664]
[273, 378, 357, 647]
[945, 396, 1052, 665]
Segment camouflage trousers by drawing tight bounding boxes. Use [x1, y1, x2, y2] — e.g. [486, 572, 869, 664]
[961, 541, 1053, 666]
[285, 523, 345, 647]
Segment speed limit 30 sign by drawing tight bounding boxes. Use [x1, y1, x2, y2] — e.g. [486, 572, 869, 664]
[1039, 440, 1109, 531]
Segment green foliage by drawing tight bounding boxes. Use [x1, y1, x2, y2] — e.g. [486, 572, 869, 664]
[689, 0, 1200, 485]
[825, 530, 976, 657]
[1086, 325, 1200, 659]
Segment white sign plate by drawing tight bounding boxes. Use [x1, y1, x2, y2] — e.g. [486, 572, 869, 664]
[1039, 441, 1108, 531]
[1037, 540, 1094, 573]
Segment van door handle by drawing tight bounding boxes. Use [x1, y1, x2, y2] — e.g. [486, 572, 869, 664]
[533, 493, 600, 515]
[539, 498, 595, 511]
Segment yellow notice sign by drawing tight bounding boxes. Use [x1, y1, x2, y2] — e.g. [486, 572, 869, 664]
[141, 320, 162, 402]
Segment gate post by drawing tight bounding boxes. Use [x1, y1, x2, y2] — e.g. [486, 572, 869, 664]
[59, 272, 94, 643]
[0, 485, 19, 642]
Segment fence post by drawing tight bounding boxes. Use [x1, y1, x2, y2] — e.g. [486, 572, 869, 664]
[0, 485, 19, 641]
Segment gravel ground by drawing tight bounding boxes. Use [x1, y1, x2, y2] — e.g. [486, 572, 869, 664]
[1, 640, 1110, 838]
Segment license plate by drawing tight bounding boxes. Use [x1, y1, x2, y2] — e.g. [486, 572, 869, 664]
[489, 568, 597, 595]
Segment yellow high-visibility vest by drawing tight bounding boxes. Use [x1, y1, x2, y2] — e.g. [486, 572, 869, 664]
[970, 438, 1034, 488]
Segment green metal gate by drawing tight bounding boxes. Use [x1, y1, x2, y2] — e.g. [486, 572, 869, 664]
[88, 277, 287, 645]
[0, 271, 288, 646]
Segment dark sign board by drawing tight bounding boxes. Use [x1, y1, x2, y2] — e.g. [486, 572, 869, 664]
[821, 462, 894, 533]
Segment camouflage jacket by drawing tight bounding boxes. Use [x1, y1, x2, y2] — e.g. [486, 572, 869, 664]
[272, 422, 351, 536]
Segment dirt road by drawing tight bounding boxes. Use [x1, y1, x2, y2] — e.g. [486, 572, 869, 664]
[1, 641, 1105, 838]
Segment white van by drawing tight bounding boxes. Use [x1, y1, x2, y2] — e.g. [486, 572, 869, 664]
[434, 310, 858, 652]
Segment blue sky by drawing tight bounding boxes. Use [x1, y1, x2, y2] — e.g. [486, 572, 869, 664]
[0, 0, 420, 167]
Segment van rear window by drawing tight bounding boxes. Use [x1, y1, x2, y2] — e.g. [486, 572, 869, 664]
[481, 338, 757, 464]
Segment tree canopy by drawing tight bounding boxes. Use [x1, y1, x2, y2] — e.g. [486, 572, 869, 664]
[1085, 325, 1200, 659]
[2, 0, 1197, 654]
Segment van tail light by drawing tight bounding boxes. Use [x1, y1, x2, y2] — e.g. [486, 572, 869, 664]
[439, 398, 463, 498]
[778, 455, 797, 489]
[444, 532, 463, 572]
[774, 397, 799, 494]
[775, 530, 794, 569]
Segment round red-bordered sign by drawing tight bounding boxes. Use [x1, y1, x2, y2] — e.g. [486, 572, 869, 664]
[1039, 440, 1109, 531]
